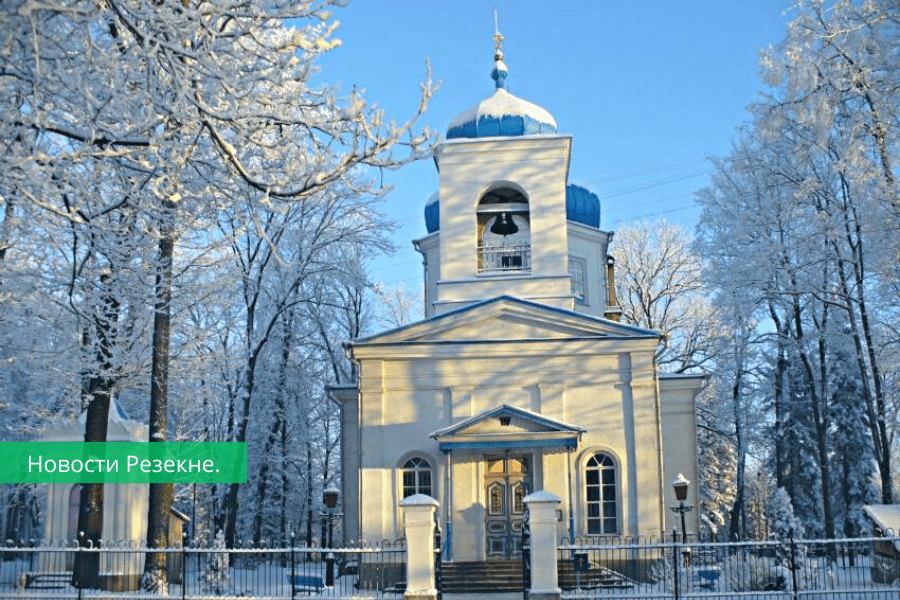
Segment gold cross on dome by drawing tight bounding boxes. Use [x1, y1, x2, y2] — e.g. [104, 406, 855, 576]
[493, 10, 504, 55]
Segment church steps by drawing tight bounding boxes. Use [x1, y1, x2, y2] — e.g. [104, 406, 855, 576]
[441, 560, 524, 593]
[25, 572, 72, 590]
[557, 559, 634, 590]
[440, 560, 635, 593]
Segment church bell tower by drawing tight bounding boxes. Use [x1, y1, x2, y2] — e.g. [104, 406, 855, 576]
[414, 33, 619, 320]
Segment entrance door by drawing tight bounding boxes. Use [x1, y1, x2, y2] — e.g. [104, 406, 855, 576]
[485, 456, 531, 559]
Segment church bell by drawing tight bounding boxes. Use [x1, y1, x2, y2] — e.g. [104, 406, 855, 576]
[490, 212, 519, 236]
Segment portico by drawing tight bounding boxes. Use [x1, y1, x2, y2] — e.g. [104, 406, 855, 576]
[431, 405, 584, 560]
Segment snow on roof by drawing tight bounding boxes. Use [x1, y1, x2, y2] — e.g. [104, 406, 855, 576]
[446, 88, 557, 139]
[447, 88, 555, 130]
[864, 504, 900, 534]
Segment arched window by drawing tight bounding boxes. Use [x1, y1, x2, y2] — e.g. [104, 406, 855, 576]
[402, 457, 432, 499]
[585, 453, 618, 535]
[477, 187, 530, 273]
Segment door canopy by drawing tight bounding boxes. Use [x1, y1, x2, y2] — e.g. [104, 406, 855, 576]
[430, 404, 585, 451]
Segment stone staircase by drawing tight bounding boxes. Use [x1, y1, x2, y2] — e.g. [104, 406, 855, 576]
[557, 559, 633, 591]
[441, 560, 524, 593]
[26, 572, 72, 590]
[440, 559, 634, 593]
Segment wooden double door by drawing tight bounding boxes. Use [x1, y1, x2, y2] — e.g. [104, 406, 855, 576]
[484, 455, 531, 559]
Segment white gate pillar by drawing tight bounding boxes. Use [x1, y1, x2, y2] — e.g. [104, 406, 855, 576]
[524, 491, 562, 600]
[400, 494, 439, 600]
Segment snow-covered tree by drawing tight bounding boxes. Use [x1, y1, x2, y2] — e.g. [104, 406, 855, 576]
[696, 0, 900, 534]
[201, 529, 230, 595]
[1, 0, 435, 589]
[610, 220, 715, 373]
[828, 332, 879, 537]
[696, 386, 737, 540]
[758, 0, 899, 504]
[767, 487, 804, 541]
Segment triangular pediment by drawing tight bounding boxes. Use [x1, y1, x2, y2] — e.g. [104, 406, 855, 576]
[352, 296, 658, 346]
[430, 404, 585, 450]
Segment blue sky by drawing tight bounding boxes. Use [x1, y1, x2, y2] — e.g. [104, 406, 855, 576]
[317, 1, 796, 290]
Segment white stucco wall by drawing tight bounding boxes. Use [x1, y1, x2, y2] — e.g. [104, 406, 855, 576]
[566, 222, 613, 319]
[431, 136, 574, 313]
[659, 374, 706, 537]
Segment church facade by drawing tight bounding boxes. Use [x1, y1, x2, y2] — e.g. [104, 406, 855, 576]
[333, 40, 704, 561]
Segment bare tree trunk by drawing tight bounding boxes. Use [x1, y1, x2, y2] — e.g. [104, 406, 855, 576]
[280, 414, 290, 547]
[768, 303, 788, 491]
[727, 358, 745, 541]
[142, 199, 176, 592]
[306, 440, 314, 549]
[72, 391, 109, 589]
[73, 274, 118, 589]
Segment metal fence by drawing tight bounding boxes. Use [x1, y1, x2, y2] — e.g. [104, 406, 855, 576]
[0, 540, 405, 599]
[558, 534, 900, 599]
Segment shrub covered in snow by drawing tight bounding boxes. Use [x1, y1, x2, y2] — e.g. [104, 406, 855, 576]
[201, 530, 230, 595]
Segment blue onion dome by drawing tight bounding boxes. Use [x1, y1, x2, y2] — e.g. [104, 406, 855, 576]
[424, 191, 440, 233]
[446, 31, 557, 140]
[446, 89, 557, 139]
[566, 184, 601, 229]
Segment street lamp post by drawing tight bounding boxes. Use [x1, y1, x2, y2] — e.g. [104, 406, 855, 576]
[670, 474, 693, 544]
[669, 474, 694, 597]
[322, 487, 342, 587]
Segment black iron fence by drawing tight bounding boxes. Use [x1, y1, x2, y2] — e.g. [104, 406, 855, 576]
[559, 534, 900, 599]
[0, 539, 405, 599]
[6, 534, 900, 599]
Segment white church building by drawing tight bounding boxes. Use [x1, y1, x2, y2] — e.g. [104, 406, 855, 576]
[333, 37, 704, 563]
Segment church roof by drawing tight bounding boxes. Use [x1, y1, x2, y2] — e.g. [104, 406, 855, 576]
[446, 88, 557, 140]
[565, 184, 601, 228]
[348, 295, 660, 349]
[40, 400, 147, 442]
[424, 191, 440, 233]
[430, 404, 585, 450]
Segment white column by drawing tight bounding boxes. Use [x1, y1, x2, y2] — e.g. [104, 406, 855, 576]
[525, 490, 562, 600]
[400, 494, 439, 600]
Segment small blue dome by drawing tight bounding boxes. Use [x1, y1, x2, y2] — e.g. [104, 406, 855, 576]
[424, 192, 440, 233]
[446, 88, 557, 140]
[566, 184, 601, 229]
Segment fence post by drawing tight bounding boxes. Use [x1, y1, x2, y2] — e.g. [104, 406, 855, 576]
[76, 537, 84, 600]
[523, 491, 561, 600]
[290, 532, 296, 600]
[671, 528, 679, 600]
[182, 544, 186, 600]
[522, 509, 531, 600]
[400, 494, 439, 600]
[433, 511, 442, 600]
[789, 529, 799, 600]
[181, 530, 186, 600]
